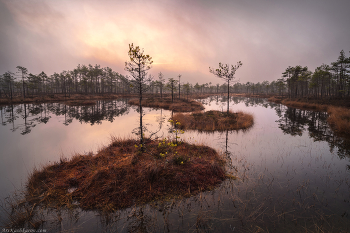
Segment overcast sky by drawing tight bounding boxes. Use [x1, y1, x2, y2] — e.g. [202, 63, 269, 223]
[1, 0, 349, 85]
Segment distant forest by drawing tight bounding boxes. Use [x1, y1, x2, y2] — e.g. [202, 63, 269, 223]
[1, 50, 349, 100]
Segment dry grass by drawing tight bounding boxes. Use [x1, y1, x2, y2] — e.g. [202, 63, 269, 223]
[327, 106, 350, 136]
[280, 100, 328, 112]
[268, 98, 328, 111]
[189, 94, 216, 99]
[172, 110, 254, 131]
[267, 96, 282, 103]
[0, 191, 45, 229]
[0, 93, 132, 105]
[128, 97, 205, 112]
[267, 97, 350, 137]
[64, 100, 97, 106]
[232, 93, 275, 98]
[19, 138, 226, 213]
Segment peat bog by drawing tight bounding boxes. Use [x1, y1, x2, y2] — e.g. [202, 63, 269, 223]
[1, 96, 350, 232]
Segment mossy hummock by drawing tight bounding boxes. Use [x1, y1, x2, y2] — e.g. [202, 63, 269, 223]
[26, 138, 226, 211]
[172, 110, 254, 131]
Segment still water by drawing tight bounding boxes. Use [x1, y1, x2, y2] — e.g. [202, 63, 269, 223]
[0, 96, 349, 232]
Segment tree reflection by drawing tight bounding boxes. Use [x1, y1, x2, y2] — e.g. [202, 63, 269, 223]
[275, 105, 350, 159]
[212, 95, 277, 109]
[1, 96, 349, 159]
[0, 99, 130, 135]
[211, 95, 350, 159]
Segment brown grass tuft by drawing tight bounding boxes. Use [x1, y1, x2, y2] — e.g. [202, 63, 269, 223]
[64, 100, 97, 106]
[128, 97, 204, 112]
[280, 100, 328, 112]
[327, 106, 350, 136]
[172, 110, 254, 131]
[20, 138, 226, 212]
[268, 96, 282, 103]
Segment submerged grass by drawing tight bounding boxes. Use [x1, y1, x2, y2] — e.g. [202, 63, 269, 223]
[172, 110, 254, 131]
[128, 97, 204, 112]
[18, 138, 226, 215]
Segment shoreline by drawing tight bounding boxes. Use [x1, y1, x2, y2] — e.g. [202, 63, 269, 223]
[0, 93, 217, 106]
[266, 96, 350, 137]
[2, 92, 349, 109]
[4, 138, 230, 229]
[128, 97, 205, 112]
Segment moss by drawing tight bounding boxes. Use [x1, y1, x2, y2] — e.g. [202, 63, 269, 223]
[24, 138, 227, 212]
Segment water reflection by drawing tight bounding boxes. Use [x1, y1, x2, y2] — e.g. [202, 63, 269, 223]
[201, 96, 350, 159]
[1, 96, 349, 161]
[1, 96, 349, 163]
[276, 105, 350, 159]
[0, 99, 130, 135]
[1, 96, 350, 232]
[197, 95, 277, 110]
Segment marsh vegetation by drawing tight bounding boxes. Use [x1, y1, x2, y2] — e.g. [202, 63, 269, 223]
[268, 97, 350, 137]
[21, 138, 227, 213]
[128, 97, 204, 112]
[0, 41, 348, 232]
[172, 110, 253, 131]
[1, 95, 349, 232]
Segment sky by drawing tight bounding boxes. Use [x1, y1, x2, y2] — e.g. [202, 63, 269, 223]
[1, 0, 350, 85]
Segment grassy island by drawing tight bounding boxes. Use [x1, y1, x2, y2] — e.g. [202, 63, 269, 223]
[172, 110, 254, 131]
[23, 138, 227, 212]
[128, 97, 204, 112]
[63, 99, 97, 106]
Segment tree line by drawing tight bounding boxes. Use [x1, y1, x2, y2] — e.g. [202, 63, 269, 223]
[232, 50, 350, 99]
[0, 64, 130, 99]
[0, 64, 215, 100]
[0, 64, 238, 101]
[1, 50, 349, 101]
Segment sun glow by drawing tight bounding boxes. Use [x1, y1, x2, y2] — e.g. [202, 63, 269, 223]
[76, 17, 201, 72]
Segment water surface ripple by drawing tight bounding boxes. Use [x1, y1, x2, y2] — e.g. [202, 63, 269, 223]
[1, 96, 349, 232]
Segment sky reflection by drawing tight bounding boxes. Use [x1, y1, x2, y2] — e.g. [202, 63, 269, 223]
[1, 97, 350, 231]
